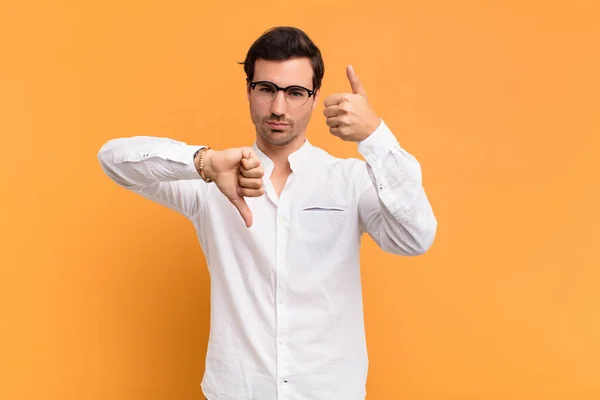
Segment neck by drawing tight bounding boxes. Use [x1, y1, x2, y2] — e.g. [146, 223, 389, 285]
[256, 134, 306, 172]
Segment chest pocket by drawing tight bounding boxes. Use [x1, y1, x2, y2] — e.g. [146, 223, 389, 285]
[295, 193, 349, 249]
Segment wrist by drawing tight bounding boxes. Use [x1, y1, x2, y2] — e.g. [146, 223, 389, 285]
[194, 147, 216, 182]
[365, 117, 381, 138]
[202, 149, 216, 181]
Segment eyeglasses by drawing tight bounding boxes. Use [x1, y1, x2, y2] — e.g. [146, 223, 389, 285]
[249, 81, 315, 107]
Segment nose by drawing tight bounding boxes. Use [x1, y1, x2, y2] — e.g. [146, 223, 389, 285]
[270, 90, 288, 116]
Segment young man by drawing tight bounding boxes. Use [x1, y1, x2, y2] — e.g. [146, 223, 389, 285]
[98, 26, 437, 400]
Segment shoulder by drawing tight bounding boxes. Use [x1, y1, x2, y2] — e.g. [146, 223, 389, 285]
[308, 144, 367, 172]
[306, 144, 371, 196]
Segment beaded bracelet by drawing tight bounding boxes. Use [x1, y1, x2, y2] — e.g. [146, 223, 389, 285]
[194, 146, 213, 183]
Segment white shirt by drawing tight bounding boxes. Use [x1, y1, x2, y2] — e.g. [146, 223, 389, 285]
[98, 119, 437, 400]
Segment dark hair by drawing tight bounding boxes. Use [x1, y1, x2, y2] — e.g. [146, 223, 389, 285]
[239, 26, 324, 91]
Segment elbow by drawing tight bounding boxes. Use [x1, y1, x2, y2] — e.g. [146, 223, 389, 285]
[97, 140, 115, 171]
[96, 139, 132, 188]
[406, 207, 438, 256]
[410, 215, 437, 255]
[97, 138, 123, 164]
[97, 142, 116, 178]
[407, 221, 437, 255]
[383, 214, 437, 256]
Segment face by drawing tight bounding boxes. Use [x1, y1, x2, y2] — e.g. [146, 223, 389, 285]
[247, 58, 319, 147]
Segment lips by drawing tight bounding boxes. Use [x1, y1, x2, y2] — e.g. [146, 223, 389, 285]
[266, 121, 289, 128]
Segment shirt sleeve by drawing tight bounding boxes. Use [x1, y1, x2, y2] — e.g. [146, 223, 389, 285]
[356, 119, 437, 255]
[97, 136, 208, 220]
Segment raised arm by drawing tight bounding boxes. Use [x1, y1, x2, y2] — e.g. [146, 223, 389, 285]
[356, 122, 437, 255]
[323, 65, 437, 255]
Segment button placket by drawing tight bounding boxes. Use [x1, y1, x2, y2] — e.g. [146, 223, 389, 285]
[275, 191, 292, 395]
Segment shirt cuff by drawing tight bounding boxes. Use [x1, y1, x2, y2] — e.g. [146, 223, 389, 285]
[357, 119, 399, 163]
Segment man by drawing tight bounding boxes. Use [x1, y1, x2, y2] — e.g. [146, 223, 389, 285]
[98, 26, 437, 400]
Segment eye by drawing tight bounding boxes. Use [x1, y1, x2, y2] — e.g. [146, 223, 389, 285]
[255, 83, 276, 93]
[287, 89, 307, 97]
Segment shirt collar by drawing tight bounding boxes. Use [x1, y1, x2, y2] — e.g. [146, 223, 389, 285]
[252, 137, 313, 177]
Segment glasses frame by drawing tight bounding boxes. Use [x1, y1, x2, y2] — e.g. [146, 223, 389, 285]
[249, 80, 316, 107]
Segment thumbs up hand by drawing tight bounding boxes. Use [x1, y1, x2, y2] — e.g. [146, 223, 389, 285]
[323, 65, 381, 142]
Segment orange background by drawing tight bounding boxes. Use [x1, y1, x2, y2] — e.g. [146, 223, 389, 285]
[1, 1, 599, 399]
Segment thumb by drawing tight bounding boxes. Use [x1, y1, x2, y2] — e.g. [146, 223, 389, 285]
[230, 196, 253, 228]
[241, 147, 256, 161]
[346, 64, 367, 96]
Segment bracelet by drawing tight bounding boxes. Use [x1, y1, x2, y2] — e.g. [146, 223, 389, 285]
[194, 146, 213, 183]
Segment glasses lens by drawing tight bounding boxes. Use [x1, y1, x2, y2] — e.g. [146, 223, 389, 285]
[253, 82, 277, 103]
[285, 87, 310, 106]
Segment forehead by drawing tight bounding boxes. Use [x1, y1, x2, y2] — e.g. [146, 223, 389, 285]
[253, 58, 314, 88]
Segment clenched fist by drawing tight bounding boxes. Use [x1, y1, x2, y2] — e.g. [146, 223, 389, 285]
[323, 65, 381, 142]
[198, 147, 264, 228]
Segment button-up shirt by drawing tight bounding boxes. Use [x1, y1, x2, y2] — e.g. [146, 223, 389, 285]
[97, 119, 437, 400]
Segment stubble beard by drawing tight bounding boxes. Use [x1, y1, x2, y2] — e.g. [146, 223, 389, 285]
[257, 118, 298, 147]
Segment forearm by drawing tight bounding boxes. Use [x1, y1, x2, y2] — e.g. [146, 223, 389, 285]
[97, 136, 209, 219]
[97, 136, 204, 188]
[358, 120, 437, 255]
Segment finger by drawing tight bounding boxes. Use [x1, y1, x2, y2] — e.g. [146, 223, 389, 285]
[323, 105, 345, 118]
[346, 65, 367, 96]
[329, 126, 343, 137]
[238, 186, 265, 198]
[230, 197, 252, 228]
[323, 93, 349, 108]
[238, 176, 263, 190]
[325, 116, 342, 128]
[239, 165, 264, 178]
[241, 157, 260, 170]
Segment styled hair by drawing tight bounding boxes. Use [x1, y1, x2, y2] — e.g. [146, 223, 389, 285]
[239, 26, 324, 91]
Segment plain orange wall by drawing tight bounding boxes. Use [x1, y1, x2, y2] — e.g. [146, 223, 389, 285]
[1, 1, 599, 399]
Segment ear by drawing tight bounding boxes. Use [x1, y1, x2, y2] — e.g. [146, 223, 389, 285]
[246, 82, 251, 101]
[312, 89, 320, 110]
